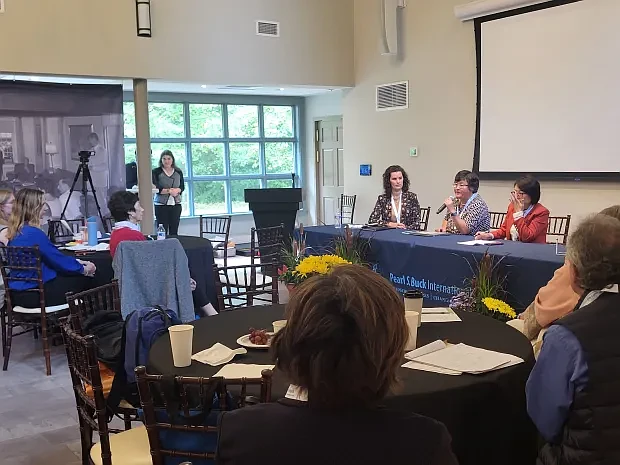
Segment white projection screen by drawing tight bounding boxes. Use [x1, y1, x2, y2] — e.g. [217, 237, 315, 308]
[475, 0, 620, 179]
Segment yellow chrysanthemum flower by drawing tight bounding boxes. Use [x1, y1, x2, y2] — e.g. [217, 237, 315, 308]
[482, 297, 517, 319]
[293, 254, 351, 278]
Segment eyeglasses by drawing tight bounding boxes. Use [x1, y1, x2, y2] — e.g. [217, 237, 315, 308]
[511, 190, 526, 196]
[453, 183, 469, 189]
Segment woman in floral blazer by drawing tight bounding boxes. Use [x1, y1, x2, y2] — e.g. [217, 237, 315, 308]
[368, 165, 421, 230]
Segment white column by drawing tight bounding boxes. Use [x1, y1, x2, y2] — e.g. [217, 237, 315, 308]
[133, 79, 154, 234]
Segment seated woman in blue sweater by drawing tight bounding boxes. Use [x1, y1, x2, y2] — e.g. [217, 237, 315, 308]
[6, 188, 96, 308]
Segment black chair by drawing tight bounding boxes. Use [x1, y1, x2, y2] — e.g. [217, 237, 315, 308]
[339, 194, 357, 224]
[48, 218, 83, 243]
[66, 280, 121, 334]
[215, 262, 279, 311]
[61, 324, 151, 465]
[199, 216, 232, 267]
[135, 366, 272, 465]
[102, 216, 115, 234]
[489, 211, 507, 230]
[419, 207, 431, 231]
[251, 224, 284, 269]
[547, 215, 571, 245]
[0, 245, 69, 376]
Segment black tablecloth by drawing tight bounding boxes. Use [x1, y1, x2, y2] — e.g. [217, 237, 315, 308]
[68, 235, 218, 309]
[148, 305, 537, 465]
[304, 226, 565, 310]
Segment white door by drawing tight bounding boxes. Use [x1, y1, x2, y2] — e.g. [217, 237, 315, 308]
[316, 117, 344, 225]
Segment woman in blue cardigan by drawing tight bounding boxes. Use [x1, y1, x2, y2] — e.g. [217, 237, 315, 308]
[6, 188, 96, 308]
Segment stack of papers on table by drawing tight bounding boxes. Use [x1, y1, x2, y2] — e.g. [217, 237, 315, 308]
[402, 230, 448, 236]
[402, 340, 524, 375]
[213, 363, 275, 379]
[61, 243, 110, 252]
[457, 239, 503, 246]
[421, 307, 461, 323]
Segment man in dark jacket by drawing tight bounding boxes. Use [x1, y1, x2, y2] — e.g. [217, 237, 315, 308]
[526, 213, 620, 465]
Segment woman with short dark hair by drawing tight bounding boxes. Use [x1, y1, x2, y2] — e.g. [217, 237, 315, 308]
[216, 264, 458, 465]
[152, 150, 184, 235]
[107, 190, 217, 317]
[108, 191, 145, 257]
[438, 170, 490, 235]
[476, 174, 549, 243]
[368, 165, 421, 229]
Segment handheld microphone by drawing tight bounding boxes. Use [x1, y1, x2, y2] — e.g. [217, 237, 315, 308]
[436, 196, 455, 215]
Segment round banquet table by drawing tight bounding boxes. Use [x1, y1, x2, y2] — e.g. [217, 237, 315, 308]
[67, 235, 218, 309]
[148, 305, 538, 465]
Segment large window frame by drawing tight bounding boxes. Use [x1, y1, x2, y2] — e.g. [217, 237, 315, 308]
[123, 93, 304, 216]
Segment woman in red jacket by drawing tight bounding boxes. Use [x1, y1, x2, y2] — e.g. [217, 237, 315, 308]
[108, 191, 146, 257]
[476, 175, 549, 243]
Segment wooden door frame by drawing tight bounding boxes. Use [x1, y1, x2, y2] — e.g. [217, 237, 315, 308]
[313, 116, 343, 225]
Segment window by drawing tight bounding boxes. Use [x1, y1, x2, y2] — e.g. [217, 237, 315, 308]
[123, 99, 299, 216]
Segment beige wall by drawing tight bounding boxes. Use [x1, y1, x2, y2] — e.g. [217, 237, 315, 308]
[345, 0, 619, 231]
[0, 0, 354, 88]
[303, 91, 345, 225]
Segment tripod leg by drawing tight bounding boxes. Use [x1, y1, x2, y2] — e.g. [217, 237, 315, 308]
[60, 165, 83, 220]
[82, 166, 105, 225]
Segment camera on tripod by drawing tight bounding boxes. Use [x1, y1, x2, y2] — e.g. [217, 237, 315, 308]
[78, 150, 95, 162]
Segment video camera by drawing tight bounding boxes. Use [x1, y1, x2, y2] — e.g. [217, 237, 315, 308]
[78, 150, 95, 162]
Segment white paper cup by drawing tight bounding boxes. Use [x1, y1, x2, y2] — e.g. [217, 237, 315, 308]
[168, 325, 194, 368]
[404, 311, 420, 351]
[272, 320, 287, 333]
[404, 297, 423, 315]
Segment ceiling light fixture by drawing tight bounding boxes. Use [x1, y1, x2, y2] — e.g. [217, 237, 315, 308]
[201, 85, 207, 89]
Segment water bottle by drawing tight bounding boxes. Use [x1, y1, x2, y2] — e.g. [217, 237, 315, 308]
[87, 217, 98, 246]
[334, 211, 342, 229]
[157, 224, 166, 240]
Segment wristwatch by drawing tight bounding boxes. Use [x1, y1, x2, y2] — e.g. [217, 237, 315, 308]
[450, 211, 458, 217]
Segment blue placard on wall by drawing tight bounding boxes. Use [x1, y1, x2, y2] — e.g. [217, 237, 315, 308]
[360, 164, 372, 176]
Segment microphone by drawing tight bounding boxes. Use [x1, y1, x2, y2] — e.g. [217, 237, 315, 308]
[436, 196, 455, 215]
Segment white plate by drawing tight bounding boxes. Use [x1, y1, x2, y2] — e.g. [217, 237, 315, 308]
[236, 332, 274, 349]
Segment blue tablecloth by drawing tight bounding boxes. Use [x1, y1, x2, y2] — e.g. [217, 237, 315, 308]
[303, 226, 565, 310]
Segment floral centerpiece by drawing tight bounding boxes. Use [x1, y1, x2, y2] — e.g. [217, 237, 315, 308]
[279, 225, 368, 291]
[279, 254, 351, 288]
[479, 297, 516, 320]
[449, 250, 516, 322]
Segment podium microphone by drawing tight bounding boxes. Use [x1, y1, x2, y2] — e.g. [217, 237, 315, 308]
[436, 196, 455, 215]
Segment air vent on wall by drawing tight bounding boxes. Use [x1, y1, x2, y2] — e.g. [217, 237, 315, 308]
[256, 21, 280, 37]
[376, 81, 409, 111]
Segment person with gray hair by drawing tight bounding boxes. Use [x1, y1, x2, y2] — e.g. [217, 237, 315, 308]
[526, 213, 620, 465]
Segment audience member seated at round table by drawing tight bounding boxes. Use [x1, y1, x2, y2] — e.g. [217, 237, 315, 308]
[518, 204, 620, 354]
[0, 188, 15, 242]
[6, 188, 96, 308]
[526, 213, 620, 464]
[107, 190, 218, 317]
[438, 170, 490, 235]
[108, 190, 146, 257]
[368, 164, 421, 230]
[476, 175, 549, 244]
[0, 188, 15, 305]
[216, 264, 458, 465]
